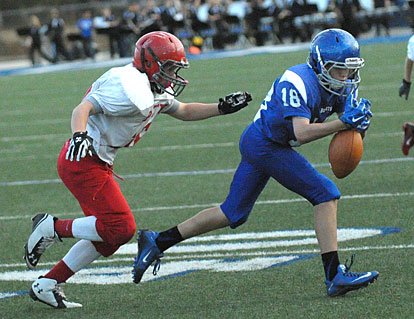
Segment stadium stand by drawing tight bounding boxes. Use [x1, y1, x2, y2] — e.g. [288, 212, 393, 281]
[1, 0, 413, 65]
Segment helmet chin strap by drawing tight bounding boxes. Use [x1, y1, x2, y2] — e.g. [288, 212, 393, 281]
[139, 47, 147, 74]
[150, 82, 162, 94]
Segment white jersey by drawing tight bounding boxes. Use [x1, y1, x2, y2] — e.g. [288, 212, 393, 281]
[83, 63, 179, 165]
[407, 35, 414, 61]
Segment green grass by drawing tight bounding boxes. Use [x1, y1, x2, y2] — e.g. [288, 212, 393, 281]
[1, 41, 413, 319]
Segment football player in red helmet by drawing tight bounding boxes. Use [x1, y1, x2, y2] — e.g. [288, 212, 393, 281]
[399, 34, 414, 155]
[24, 30, 252, 309]
[133, 31, 189, 97]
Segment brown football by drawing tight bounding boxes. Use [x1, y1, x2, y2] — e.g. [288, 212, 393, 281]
[328, 130, 363, 179]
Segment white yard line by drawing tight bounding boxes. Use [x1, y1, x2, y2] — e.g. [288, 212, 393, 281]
[0, 130, 404, 144]
[1, 190, 414, 221]
[1, 243, 412, 269]
[1, 109, 413, 133]
[0, 157, 413, 187]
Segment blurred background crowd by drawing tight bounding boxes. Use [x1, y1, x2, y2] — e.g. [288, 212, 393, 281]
[0, 0, 413, 66]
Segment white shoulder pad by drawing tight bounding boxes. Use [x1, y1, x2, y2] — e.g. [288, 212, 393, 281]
[279, 70, 307, 104]
[118, 64, 154, 111]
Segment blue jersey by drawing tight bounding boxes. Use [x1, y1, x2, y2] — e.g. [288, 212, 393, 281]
[77, 18, 93, 38]
[253, 63, 350, 146]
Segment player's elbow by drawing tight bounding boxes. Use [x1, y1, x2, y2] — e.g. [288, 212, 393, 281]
[73, 100, 96, 116]
[172, 104, 196, 121]
[293, 129, 309, 145]
[294, 136, 307, 145]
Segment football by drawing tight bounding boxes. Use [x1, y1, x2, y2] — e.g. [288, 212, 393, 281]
[328, 130, 363, 179]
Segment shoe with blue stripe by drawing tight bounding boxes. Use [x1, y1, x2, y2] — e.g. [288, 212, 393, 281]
[325, 254, 379, 297]
[132, 230, 163, 284]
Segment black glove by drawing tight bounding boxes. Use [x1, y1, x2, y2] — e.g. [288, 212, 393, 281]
[65, 131, 96, 162]
[218, 91, 252, 115]
[399, 79, 411, 100]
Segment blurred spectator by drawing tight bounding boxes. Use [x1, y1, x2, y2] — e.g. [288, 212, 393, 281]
[373, 0, 391, 36]
[27, 15, 53, 66]
[77, 10, 95, 59]
[121, 2, 142, 35]
[161, 0, 186, 35]
[93, 7, 121, 59]
[277, 0, 309, 43]
[48, 8, 72, 62]
[119, 2, 143, 56]
[268, 0, 284, 43]
[225, 0, 250, 46]
[208, 0, 231, 49]
[139, 0, 163, 35]
[335, 0, 363, 38]
[324, 0, 342, 29]
[227, 0, 248, 20]
[245, 0, 271, 46]
[186, 0, 211, 36]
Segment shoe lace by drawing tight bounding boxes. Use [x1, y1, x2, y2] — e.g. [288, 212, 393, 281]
[152, 253, 164, 276]
[343, 254, 363, 278]
[37, 237, 59, 253]
[52, 283, 67, 300]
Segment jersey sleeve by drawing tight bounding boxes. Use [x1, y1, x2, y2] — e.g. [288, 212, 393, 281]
[407, 35, 414, 61]
[277, 70, 311, 120]
[86, 66, 154, 117]
[161, 99, 179, 114]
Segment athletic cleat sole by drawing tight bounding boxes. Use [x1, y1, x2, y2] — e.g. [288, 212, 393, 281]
[328, 273, 379, 297]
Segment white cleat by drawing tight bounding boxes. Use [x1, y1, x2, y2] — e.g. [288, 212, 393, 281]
[24, 213, 61, 269]
[29, 277, 82, 309]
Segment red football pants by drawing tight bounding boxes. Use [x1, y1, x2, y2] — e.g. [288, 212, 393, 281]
[57, 140, 136, 257]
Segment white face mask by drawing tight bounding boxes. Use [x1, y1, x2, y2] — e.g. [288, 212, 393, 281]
[310, 46, 365, 97]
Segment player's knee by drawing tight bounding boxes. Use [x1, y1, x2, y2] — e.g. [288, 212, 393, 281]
[113, 219, 136, 245]
[311, 180, 341, 205]
[107, 227, 135, 245]
[220, 204, 250, 229]
[100, 215, 136, 245]
[229, 215, 249, 229]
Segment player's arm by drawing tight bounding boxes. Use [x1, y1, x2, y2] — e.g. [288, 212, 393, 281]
[71, 100, 98, 133]
[293, 96, 373, 144]
[404, 57, 413, 83]
[168, 102, 221, 121]
[168, 92, 252, 121]
[66, 100, 98, 162]
[399, 57, 413, 100]
[292, 117, 347, 145]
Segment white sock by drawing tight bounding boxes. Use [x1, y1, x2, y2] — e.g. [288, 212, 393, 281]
[72, 216, 103, 241]
[63, 239, 101, 273]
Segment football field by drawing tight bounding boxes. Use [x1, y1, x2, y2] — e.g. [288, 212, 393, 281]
[0, 41, 413, 318]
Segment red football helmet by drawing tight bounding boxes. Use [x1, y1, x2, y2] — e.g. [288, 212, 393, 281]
[133, 31, 189, 97]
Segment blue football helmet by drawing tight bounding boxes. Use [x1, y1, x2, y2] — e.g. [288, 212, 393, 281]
[307, 29, 365, 97]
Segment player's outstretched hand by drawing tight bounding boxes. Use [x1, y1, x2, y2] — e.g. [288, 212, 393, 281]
[340, 98, 373, 133]
[399, 79, 411, 100]
[218, 91, 252, 114]
[65, 131, 96, 162]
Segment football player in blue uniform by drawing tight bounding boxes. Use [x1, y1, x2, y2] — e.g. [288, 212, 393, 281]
[132, 29, 378, 297]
